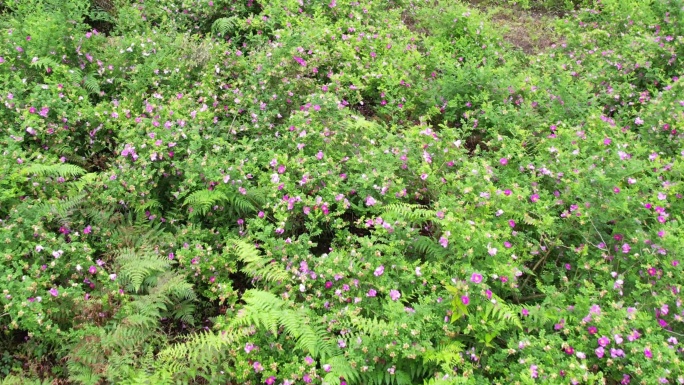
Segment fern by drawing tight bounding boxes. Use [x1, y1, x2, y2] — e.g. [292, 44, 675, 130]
[232, 290, 338, 360]
[211, 16, 239, 36]
[183, 189, 227, 217]
[115, 248, 171, 292]
[410, 236, 449, 260]
[29, 57, 60, 72]
[229, 238, 289, 284]
[21, 163, 86, 178]
[383, 203, 436, 224]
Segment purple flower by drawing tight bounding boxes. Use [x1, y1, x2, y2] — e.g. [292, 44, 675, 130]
[389, 290, 401, 301]
[530, 194, 540, 203]
[470, 273, 483, 284]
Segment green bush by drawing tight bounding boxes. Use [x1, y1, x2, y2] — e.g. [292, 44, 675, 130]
[1, 0, 682, 384]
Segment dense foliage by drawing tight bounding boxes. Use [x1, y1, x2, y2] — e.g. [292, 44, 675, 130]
[1, 0, 683, 384]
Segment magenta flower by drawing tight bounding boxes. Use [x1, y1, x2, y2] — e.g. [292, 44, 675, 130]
[598, 336, 610, 347]
[461, 295, 470, 305]
[266, 376, 276, 385]
[644, 347, 652, 359]
[499, 157, 508, 165]
[49, 288, 59, 297]
[470, 273, 483, 284]
[293, 56, 307, 66]
[389, 290, 401, 301]
[530, 194, 539, 203]
[89, 266, 97, 275]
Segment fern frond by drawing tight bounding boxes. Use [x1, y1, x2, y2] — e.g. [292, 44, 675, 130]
[211, 16, 239, 36]
[21, 163, 86, 178]
[83, 73, 101, 94]
[383, 203, 435, 224]
[29, 57, 60, 71]
[229, 239, 289, 284]
[115, 248, 171, 292]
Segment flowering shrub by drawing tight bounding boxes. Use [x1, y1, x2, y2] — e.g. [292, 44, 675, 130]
[1, 0, 683, 384]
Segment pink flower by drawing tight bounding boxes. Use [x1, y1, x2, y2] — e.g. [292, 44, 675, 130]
[595, 346, 605, 358]
[470, 273, 483, 284]
[365, 196, 377, 206]
[530, 194, 540, 203]
[49, 288, 59, 297]
[530, 365, 538, 378]
[598, 336, 610, 347]
[439, 236, 448, 248]
[373, 265, 384, 276]
[367, 289, 377, 297]
[461, 295, 469, 305]
[253, 361, 264, 372]
[389, 290, 401, 301]
[293, 56, 307, 67]
[499, 158, 508, 165]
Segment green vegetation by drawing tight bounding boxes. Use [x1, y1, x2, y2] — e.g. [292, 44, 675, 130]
[1, 0, 682, 383]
